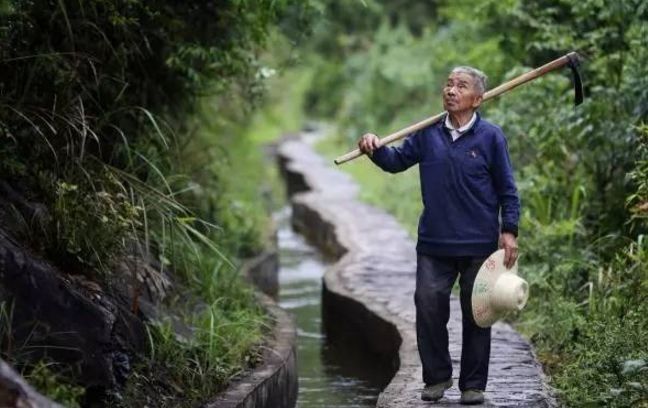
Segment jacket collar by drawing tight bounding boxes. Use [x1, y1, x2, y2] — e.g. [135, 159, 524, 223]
[444, 111, 478, 134]
[439, 111, 482, 134]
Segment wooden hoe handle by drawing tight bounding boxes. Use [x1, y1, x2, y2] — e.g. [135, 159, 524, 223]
[334, 52, 581, 165]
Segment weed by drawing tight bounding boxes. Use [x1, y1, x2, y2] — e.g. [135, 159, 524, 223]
[23, 361, 86, 408]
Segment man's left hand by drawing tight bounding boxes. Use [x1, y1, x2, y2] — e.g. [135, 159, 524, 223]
[500, 232, 518, 269]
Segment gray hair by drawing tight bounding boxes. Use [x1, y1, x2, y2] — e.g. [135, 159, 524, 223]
[451, 66, 488, 95]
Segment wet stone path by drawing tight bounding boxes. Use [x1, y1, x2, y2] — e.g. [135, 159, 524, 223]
[277, 131, 556, 407]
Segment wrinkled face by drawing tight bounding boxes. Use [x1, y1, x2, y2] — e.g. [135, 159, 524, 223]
[442, 72, 483, 114]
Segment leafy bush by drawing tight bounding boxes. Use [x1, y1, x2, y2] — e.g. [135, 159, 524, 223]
[0, 0, 305, 273]
[548, 240, 648, 407]
[628, 125, 648, 225]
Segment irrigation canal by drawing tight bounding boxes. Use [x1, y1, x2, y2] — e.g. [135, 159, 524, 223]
[275, 206, 390, 407]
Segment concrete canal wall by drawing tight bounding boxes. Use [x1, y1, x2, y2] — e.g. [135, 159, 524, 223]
[277, 134, 557, 407]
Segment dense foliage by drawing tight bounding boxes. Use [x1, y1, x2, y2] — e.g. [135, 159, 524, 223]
[0, 0, 293, 270]
[307, 0, 648, 406]
[0, 0, 310, 405]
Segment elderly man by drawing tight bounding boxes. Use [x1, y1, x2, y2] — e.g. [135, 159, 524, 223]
[357, 67, 520, 405]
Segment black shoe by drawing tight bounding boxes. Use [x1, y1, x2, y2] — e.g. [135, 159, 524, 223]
[421, 379, 453, 401]
[460, 389, 485, 405]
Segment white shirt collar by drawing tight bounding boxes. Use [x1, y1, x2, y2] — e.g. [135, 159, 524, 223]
[445, 112, 477, 133]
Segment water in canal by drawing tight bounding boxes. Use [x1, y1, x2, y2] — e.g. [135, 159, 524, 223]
[275, 207, 389, 407]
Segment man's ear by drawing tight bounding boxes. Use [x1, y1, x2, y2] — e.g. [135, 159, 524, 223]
[472, 94, 483, 109]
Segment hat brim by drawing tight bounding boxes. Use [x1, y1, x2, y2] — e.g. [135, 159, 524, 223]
[471, 249, 518, 328]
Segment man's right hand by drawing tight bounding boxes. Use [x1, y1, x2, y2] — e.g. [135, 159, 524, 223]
[358, 133, 381, 156]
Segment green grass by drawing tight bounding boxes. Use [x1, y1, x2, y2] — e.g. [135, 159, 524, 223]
[246, 67, 315, 145]
[316, 132, 422, 237]
[120, 251, 269, 407]
[117, 64, 314, 407]
[514, 235, 648, 407]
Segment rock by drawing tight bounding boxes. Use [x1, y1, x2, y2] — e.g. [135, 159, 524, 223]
[0, 229, 147, 390]
[0, 181, 50, 236]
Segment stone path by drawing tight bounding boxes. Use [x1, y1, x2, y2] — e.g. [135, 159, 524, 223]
[278, 132, 556, 407]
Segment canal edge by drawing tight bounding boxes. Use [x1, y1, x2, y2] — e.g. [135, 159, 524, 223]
[277, 133, 558, 407]
[277, 136, 421, 407]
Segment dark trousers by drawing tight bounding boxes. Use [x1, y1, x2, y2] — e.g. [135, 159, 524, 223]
[414, 253, 491, 391]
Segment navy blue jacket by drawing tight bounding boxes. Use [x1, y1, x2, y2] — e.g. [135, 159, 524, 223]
[370, 113, 520, 257]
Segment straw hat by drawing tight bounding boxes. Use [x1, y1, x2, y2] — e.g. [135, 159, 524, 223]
[471, 249, 529, 328]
